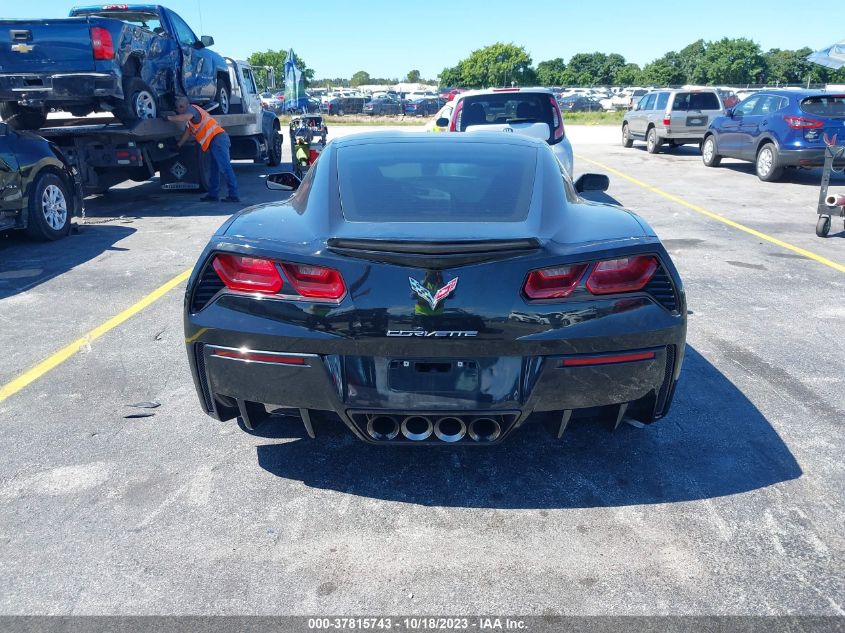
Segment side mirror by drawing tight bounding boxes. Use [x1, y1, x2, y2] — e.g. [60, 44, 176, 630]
[0, 122, 8, 136]
[435, 117, 449, 128]
[574, 173, 609, 193]
[200, 35, 214, 47]
[267, 172, 301, 191]
[726, 108, 734, 118]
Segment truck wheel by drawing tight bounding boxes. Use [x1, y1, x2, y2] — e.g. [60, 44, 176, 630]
[215, 79, 231, 115]
[646, 127, 662, 154]
[116, 78, 158, 125]
[621, 123, 633, 148]
[26, 172, 72, 241]
[267, 122, 282, 166]
[0, 102, 47, 130]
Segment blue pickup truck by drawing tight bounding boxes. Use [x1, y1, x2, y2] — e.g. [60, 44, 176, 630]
[0, 4, 231, 130]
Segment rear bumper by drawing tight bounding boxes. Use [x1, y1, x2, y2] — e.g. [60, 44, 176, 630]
[778, 147, 845, 168]
[186, 331, 685, 445]
[0, 73, 119, 106]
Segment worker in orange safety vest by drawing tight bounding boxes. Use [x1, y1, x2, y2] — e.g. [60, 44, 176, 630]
[168, 95, 240, 202]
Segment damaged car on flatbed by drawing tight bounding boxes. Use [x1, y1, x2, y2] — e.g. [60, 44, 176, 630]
[184, 132, 687, 445]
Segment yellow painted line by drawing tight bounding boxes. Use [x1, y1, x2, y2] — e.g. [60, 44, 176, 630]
[576, 153, 845, 274]
[0, 268, 192, 404]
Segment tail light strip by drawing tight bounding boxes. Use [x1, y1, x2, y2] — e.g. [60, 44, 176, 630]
[209, 346, 313, 366]
[524, 255, 660, 300]
[560, 351, 656, 367]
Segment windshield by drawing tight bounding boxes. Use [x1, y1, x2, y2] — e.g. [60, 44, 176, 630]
[801, 95, 845, 117]
[457, 93, 553, 131]
[337, 141, 537, 223]
[72, 10, 162, 31]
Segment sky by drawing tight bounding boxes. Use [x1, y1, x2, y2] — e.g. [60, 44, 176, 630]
[3, 1, 840, 81]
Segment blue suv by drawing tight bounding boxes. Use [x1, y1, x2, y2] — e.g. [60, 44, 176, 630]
[701, 90, 845, 181]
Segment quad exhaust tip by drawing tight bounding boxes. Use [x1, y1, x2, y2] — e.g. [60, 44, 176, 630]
[367, 415, 400, 441]
[468, 417, 502, 443]
[434, 416, 467, 443]
[401, 415, 434, 441]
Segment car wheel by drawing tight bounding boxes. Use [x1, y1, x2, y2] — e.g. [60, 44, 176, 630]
[338, 108, 345, 116]
[756, 143, 783, 182]
[816, 215, 831, 238]
[622, 123, 633, 148]
[701, 136, 722, 167]
[646, 127, 662, 154]
[215, 79, 231, 115]
[25, 172, 72, 241]
[0, 102, 47, 130]
[267, 121, 282, 166]
[116, 77, 157, 125]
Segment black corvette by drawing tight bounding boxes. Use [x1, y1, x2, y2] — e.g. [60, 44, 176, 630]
[184, 132, 686, 444]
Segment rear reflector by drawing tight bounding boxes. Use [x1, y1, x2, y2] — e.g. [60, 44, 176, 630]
[211, 349, 307, 365]
[523, 263, 589, 299]
[585, 256, 657, 295]
[212, 254, 283, 294]
[561, 351, 656, 367]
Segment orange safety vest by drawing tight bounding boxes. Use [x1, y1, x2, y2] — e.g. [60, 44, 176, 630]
[185, 105, 224, 151]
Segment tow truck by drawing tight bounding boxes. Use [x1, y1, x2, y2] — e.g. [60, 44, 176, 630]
[26, 58, 282, 193]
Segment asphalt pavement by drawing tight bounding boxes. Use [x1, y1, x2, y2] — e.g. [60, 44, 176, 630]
[0, 125, 842, 616]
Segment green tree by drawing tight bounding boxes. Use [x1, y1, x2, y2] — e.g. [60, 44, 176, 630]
[641, 52, 685, 86]
[679, 40, 707, 84]
[614, 63, 642, 86]
[350, 70, 371, 87]
[701, 38, 765, 84]
[406, 69, 422, 83]
[764, 47, 822, 85]
[247, 49, 314, 90]
[536, 58, 567, 86]
[565, 52, 606, 85]
[440, 43, 533, 88]
[602, 53, 627, 84]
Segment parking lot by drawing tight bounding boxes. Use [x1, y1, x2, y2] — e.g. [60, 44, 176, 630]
[0, 124, 843, 616]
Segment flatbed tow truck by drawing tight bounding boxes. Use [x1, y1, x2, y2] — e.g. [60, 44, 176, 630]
[33, 58, 282, 194]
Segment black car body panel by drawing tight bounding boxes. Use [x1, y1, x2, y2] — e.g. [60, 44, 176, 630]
[0, 123, 83, 233]
[184, 133, 686, 444]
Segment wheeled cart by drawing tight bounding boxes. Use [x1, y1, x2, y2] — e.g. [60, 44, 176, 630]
[815, 143, 845, 237]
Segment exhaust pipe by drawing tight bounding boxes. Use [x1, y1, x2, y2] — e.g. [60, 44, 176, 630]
[468, 417, 502, 442]
[825, 193, 845, 207]
[401, 415, 433, 441]
[434, 416, 467, 443]
[367, 415, 399, 441]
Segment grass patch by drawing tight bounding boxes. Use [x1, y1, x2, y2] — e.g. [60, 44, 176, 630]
[563, 111, 625, 125]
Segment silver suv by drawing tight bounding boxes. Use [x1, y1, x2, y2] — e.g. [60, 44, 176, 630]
[622, 89, 724, 153]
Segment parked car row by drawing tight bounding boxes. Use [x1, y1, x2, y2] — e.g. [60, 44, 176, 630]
[622, 87, 845, 184]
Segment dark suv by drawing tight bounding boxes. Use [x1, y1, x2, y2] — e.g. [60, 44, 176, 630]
[702, 90, 845, 181]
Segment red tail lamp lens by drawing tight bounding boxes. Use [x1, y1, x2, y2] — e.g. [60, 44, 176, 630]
[586, 256, 657, 294]
[523, 264, 589, 299]
[212, 254, 283, 294]
[90, 27, 114, 60]
[281, 263, 346, 300]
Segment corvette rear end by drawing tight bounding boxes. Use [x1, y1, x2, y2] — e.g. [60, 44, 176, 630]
[184, 133, 686, 444]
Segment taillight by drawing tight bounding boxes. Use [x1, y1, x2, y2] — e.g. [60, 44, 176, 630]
[585, 256, 657, 294]
[451, 100, 464, 131]
[523, 264, 589, 300]
[212, 254, 283, 294]
[784, 116, 823, 129]
[90, 27, 114, 60]
[549, 96, 565, 141]
[281, 263, 346, 300]
[662, 114, 671, 126]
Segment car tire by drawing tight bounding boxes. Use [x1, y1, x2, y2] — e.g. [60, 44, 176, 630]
[215, 78, 231, 115]
[756, 143, 783, 182]
[622, 123, 633, 148]
[646, 127, 662, 154]
[701, 136, 722, 167]
[116, 77, 157, 125]
[816, 215, 831, 238]
[267, 121, 282, 166]
[0, 102, 47, 130]
[25, 171, 72, 241]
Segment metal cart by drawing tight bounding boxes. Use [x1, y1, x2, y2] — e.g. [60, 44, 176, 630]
[288, 115, 328, 178]
[815, 141, 845, 237]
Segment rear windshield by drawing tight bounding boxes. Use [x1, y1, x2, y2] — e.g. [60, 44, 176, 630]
[457, 93, 553, 132]
[672, 92, 721, 111]
[801, 96, 845, 116]
[71, 10, 162, 31]
[337, 142, 537, 223]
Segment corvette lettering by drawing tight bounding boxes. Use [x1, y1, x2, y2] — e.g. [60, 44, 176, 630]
[386, 330, 478, 337]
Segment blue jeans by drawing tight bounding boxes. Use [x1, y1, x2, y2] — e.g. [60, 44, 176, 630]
[207, 133, 239, 198]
